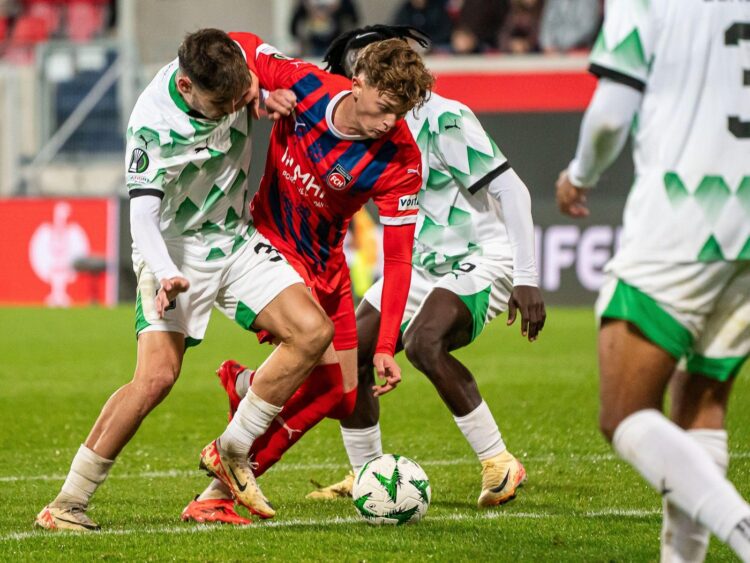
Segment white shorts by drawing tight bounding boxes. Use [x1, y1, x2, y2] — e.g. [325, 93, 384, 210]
[363, 254, 514, 342]
[596, 258, 750, 381]
[133, 230, 304, 346]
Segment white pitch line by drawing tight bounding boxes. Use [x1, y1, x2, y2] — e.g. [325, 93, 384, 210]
[3, 452, 749, 484]
[0, 508, 661, 542]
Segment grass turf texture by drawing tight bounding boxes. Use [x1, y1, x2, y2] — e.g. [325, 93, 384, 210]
[0, 306, 747, 562]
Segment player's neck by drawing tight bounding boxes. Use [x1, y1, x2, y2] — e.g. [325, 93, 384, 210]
[332, 93, 363, 136]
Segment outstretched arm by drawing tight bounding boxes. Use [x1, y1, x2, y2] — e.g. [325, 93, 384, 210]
[230, 31, 320, 92]
[486, 169, 545, 340]
[558, 79, 642, 218]
[372, 222, 415, 396]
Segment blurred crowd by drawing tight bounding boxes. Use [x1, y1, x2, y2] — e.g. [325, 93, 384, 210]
[291, 0, 603, 56]
[0, 0, 115, 60]
[0, 0, 602, 62]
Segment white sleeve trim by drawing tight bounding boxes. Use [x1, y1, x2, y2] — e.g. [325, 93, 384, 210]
[379, 215, 418, 226]
[233, 40, 248, 61]
[486, 168, 539, 287]
[567, 78, 642, 188]
[130, 195, 183, 281]
[257, 43, 282, 58]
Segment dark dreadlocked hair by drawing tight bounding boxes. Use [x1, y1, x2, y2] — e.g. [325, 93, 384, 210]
[323, 24, 432, 79]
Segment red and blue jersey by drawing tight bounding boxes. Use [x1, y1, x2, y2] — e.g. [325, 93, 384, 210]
[230, 32, 421, 293]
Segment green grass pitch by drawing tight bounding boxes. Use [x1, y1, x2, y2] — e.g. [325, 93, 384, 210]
[0, 306, 747, 561]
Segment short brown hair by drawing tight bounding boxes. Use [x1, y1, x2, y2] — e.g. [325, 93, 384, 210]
[352, 38, 434, 114]
[178, 28, 250, 102]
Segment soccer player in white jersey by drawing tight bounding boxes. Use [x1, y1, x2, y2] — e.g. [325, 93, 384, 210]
[556, 1, 750, 560]
[286, 25, 545, 507]
[34, 29, 334, 531]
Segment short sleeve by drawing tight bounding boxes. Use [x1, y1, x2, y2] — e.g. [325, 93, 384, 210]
[589, 0, 658, 92]
[432, 105, 509, 195]
[372, 141, 422, 226]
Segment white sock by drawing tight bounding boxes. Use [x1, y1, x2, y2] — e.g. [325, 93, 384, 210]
[219, 388, 282, 458]
[727, 517, 750, 561]
[661, 429, 728, 563]
[453, 401, 506, 461]
[197, 478, 232, 501]
[55, 444, 114, 507]
[341, 424, 382, 474]
[613, 410, 750, 554]
[235, 369, 252, 399]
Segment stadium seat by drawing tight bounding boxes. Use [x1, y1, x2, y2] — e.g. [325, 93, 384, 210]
[6, 14, 49, 63]
[28, 1, 62, 37]
[10, 14, 49, 44]
[65, 1, 105, 42]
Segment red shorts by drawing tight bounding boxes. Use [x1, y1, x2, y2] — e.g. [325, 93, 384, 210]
[257, 244, 358, 351]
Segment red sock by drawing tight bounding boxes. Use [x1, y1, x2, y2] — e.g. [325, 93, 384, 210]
[249, 363, 344, 477]
[327, 387, 357, 420]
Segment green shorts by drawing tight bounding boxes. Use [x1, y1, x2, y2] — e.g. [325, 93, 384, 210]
[134, 230, 303, 346]
[596, 261, 750, 381]
[363, 254, 514, 343]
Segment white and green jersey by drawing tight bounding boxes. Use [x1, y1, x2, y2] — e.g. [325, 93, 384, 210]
[591, 0, 750, 262]
[407, 92, 512, 275]
[125, 59, 254, 262]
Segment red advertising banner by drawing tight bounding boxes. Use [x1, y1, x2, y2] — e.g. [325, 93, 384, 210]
[0, 198, 119, 306]
[434, 71, 597, 113]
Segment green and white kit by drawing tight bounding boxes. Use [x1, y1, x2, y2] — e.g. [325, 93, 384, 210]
[126, 59, 255, 261]
[134, 232, 302, 346]
[127, 60, 302, 343]
[364, 253, 514, 343]
[364, 92, 533, 341]
[590, 0, 750, 379]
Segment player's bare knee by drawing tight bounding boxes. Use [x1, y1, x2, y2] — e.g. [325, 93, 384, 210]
[357, 362, 375, 388]
[356, 337, 377, 373]
[403, 327, 443, 375]
[291, 309, 334, 357]
[133, 367, 178, 409]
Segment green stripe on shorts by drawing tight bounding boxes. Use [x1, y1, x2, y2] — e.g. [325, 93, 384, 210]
[235, 300, 257, 331]
[686, 353, 748, 382]
[135, 291, 150, 334]
[601, 280, 693, 360]
[458, 286, 491, 343]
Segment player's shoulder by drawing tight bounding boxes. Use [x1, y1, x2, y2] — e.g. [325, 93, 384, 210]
[130, 60, 183, 128]
[408, 92, 473, 134]
[370, 125, 422, 190]
[389, 120, 421, 157]
[303, 65, 351, 95]
[422, 92, 470, 118]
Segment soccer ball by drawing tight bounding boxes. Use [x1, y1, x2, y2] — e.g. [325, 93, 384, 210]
[352, 454, 431, 525]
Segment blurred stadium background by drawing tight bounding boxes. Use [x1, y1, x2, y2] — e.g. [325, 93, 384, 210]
[0, 0, 631, 309]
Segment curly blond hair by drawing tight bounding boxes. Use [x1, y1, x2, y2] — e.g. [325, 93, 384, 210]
[352, 38, 434, 115]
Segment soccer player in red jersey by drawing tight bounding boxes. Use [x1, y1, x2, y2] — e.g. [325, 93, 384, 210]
[181, 32, 433, 524]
